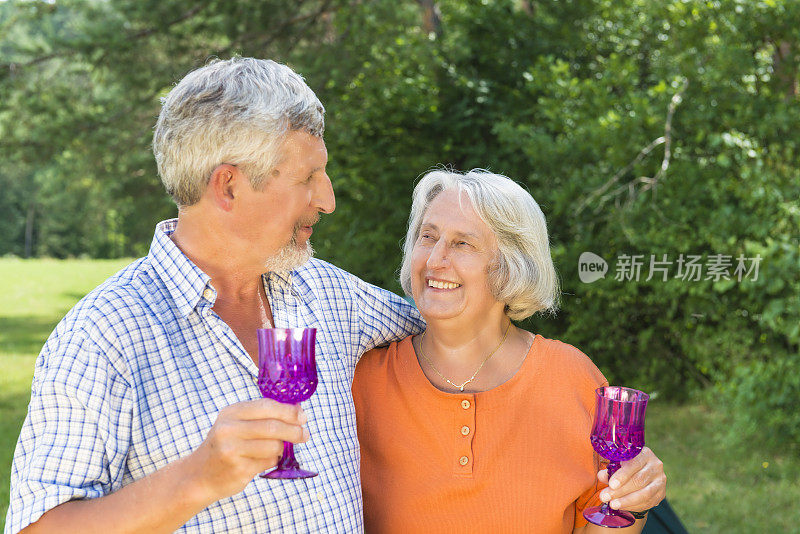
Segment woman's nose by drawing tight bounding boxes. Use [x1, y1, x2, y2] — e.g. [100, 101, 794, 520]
[426, 240, 448, 269]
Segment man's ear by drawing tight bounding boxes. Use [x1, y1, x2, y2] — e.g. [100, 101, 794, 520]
[207, 164, 240, 211]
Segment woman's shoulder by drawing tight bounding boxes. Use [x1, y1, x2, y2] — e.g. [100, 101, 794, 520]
[356, 336, 414, 375]
[532, 335, 607, 387]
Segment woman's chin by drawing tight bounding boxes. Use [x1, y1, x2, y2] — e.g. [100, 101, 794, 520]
[416, 303, 465, 323]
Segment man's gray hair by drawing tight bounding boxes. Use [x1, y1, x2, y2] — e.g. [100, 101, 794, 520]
[153, 57, 325, 207]
[399, 169, 560, 320]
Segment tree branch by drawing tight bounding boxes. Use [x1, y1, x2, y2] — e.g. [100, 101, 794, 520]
[519, 0, 535, 16]
[575, 135, 665, 215]
[638, 78, 688, 193]
[575, 78, 688, 215]
[1, 51, 75, 81]
[217, 0, 338, 57]
[129, 2, 210, 39]
[2, 3, 211, 78]
[770, 39, 799, 102]
[417, 0, 442, 37]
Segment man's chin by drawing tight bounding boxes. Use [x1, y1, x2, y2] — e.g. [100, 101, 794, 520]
[264, 241, 314, 272]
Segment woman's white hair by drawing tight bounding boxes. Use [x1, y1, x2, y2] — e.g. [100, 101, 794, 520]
[153, 57, 325, 207]
[399, 169, 560, 320]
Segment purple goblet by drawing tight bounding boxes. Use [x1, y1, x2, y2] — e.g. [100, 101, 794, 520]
[583, 386, 649, 528]
[256, 328, 319, 479]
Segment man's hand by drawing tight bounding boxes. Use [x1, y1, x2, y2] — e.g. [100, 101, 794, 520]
[597, 446, 666, 513]
[20, 399, 310, 534]
[187, 399, 310, 502]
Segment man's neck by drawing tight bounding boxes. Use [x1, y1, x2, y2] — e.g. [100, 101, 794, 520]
[170, 210, 274, 363]
[170, 209, 265, 295]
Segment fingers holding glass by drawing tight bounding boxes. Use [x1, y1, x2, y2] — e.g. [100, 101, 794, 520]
[601, 448, 666, 513]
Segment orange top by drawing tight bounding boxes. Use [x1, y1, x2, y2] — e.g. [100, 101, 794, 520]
[353, 334, 608, 534]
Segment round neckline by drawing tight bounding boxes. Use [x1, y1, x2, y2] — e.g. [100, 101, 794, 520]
[396, 333, 544, 407]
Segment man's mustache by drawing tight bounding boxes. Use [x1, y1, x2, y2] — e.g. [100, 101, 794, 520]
[296, 215, 320, 229]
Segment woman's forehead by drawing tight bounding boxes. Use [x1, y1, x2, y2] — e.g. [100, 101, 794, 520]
[422, 190, 494, 240]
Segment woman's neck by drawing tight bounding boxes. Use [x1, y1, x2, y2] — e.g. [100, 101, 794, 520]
[415, 317, 532, 393]
[421, 317, 508, 362]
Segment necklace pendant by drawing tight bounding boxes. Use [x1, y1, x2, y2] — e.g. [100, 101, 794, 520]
[418, 321, 512, 395]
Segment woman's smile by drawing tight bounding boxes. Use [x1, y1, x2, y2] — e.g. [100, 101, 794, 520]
[426, 278, 462, 290]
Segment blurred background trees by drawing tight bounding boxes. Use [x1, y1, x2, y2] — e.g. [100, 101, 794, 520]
[1, 0, 798, 448]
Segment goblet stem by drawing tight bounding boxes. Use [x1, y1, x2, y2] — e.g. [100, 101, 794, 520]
[583, 460, 635, 527]
[597, 461, 622, 516]
[607, 461, 621, 477]
[260, 440, 317, 479]
[277, 441, 300, 471]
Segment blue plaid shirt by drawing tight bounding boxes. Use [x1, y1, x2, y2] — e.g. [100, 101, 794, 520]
[6, 219, 424, 533]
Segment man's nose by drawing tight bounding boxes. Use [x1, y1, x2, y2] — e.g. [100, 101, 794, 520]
[313, 172, 335, 214]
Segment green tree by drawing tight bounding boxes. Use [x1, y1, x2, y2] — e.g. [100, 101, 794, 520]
[1, 0, 798, 444]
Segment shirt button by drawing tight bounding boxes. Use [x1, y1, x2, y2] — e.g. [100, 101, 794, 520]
[317, 491, 325, 502]
[461, 399, 471, 409]
[459, 456, 469, 466]
[461, 425, 470, 436]
[202, 288, 214, 300]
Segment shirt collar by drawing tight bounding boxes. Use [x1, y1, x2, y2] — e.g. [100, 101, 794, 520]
[149, 219, 212, 318]
[263, 267, 318, 308]
[264, 269, 294, 290]
[149, 219, 316, 315]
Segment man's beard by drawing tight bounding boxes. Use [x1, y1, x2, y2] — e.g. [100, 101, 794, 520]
[263, 226, 315, 272]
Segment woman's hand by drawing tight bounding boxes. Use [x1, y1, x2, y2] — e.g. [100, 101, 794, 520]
[597, 446, 666, 513]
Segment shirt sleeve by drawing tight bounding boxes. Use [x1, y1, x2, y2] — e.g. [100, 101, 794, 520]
[5, 317, 133, 534]
[354, 279, 425, 358]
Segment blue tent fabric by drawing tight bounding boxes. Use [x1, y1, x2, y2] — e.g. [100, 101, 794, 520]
[642, 499, 689, 534]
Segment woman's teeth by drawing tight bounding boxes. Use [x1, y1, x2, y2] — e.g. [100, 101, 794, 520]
[428, 280, 461, 289]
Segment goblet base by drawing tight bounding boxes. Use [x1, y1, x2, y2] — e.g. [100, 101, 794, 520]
[583, 506, 636, 528]
[260, 467, 318, 480]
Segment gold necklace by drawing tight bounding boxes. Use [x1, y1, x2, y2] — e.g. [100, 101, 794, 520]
[418, 321, 512, 392]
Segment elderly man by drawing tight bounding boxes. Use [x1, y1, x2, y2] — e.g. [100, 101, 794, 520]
[6, 58, 423, 533]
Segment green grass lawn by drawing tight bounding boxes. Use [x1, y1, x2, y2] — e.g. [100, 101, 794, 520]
[0, 258, 798, 532]
[647, 401, 799, 532]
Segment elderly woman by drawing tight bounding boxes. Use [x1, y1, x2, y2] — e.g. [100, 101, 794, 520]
[352, 169, 666, 533]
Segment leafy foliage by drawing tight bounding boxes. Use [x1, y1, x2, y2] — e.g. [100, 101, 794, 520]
[1, 0, 798, 443]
